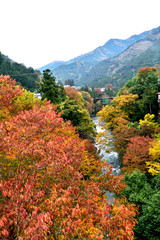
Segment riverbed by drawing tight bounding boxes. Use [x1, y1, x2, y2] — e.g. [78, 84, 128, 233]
[92, 117, 121, 176]
[92, 117, 121, 201]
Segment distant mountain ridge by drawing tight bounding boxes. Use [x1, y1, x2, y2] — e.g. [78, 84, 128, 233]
[83, 27, 160, 87]
[38, 61, 66, 72]
[37, 27, 155, 72]
[37, 26, 160, 87]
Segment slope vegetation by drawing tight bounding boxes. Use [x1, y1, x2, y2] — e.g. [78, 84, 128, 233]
[0, 52, 40, 91]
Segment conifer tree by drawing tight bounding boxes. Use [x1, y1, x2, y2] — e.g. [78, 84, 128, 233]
[38, 69, 66, 104]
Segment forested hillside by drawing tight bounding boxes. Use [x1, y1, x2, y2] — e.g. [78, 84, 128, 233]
[0, 52, 40, 91]
[37, 26, 160, 88]
[51, 29, 156, 84]
[83, 28, 160, 88]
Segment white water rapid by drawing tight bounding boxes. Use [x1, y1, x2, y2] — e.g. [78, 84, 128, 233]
[92, 117, 121, 176]
[92, 117, 121, 201]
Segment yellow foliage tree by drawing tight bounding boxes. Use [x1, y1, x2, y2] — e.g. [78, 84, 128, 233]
[97, 93, 138, 134]
[147, 135, 160, 175]
[139, 113, 159, 129]
[97, 93, 138, 152]
[111, 93, 139, 117]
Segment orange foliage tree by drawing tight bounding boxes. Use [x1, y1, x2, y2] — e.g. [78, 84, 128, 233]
[122, 136, 153, 173]
[0, 103, 137, 239]
[137, 67, 159, 79]
[0, 76, 137, 239]
[114, 126, 140, 161]
[0, 75, 41, 122]
[0, 75, 22, 121]
[65, 87, 83, 104]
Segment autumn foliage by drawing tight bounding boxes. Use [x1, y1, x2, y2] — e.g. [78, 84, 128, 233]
[147, 135, 160, 175]
[61, 87, 96, 139]
[0, 75, 22, 121]
[0, 76, 137, 239]
[0, 75, 41, 122]
[81, 91, 94, 115]
[97, 92, 138, 133]
[97, 67, 160, 239]
[122, 136, 152, 173]
[137, 67, 159, 79]
[65, 87, 82, 103]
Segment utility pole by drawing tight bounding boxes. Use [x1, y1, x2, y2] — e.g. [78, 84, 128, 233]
[157, 92, 160, 122]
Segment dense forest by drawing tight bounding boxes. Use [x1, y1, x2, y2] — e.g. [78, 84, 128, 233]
[0, 52, 40, 91]
[0, 66, 160, 239]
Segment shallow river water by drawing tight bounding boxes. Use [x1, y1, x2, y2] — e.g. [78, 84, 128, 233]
[92, 117, 121, 176]
[92, 117, 121, 201]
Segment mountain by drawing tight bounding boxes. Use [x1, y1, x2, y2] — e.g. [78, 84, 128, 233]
[38, 26, 160, 85]
[0, 52, 40, 91]
[51, 30, 154, 82]
[0, 52, 14, 63]
[83, 27, 160, 88]
[37, 60, 66, 72]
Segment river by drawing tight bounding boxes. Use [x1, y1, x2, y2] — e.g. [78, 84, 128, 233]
[92, 117, 121, 175]
[92, 117, 121, 201]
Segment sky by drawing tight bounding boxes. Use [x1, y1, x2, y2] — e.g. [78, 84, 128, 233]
[0, 0, 159, 69]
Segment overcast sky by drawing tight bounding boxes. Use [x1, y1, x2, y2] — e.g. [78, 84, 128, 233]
[0, 0, 159, 69]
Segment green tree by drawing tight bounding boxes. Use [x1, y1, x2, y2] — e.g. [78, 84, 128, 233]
[123, 170, 160, 240]
[137, 191, 160, 240]
[60, 98, 96, 139]
[38, 69, 66, 104]
[64, 79, 74, 86]
[125, 67, 160, 119]
[81, 85, 90, 92]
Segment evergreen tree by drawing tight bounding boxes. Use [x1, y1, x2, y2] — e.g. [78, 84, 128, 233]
[64, 79, 74, 86]
[38, 69, 66, 104]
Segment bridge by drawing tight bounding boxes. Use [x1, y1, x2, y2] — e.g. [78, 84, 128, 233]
[94, 97, 113, 105]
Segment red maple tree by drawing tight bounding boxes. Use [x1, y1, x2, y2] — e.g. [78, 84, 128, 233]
[122, 136, 153, 173]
